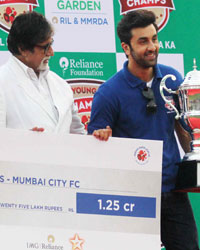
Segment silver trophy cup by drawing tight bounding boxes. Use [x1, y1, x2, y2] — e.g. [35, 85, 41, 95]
[160, 60, 200, 191]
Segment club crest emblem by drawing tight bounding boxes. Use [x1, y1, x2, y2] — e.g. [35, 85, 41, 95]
[118, 0, 175, 32]
[134, 146, 150, 165]
[0, 0, 39, 33]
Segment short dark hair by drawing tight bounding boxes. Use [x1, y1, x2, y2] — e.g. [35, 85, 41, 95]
[117, 10, 158, 45]
[7, 11, 53, 55]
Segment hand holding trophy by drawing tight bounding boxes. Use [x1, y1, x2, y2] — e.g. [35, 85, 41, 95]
[160, 59, 200, 192]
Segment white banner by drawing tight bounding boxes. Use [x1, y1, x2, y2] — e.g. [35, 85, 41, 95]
[0, 128, 162, 250]
[44, 0, 116, 52]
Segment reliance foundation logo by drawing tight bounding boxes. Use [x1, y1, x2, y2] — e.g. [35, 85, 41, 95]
[118, 0, 175, 32]
[26, 234, 64, 249]
[59, 57, 104, 78]
[0, 0, 39, 33]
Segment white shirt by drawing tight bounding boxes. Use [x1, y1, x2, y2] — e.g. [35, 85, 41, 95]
[146, 78, 154, 88]
[13, 56, 59, 121]
[0, 55, 85, 134]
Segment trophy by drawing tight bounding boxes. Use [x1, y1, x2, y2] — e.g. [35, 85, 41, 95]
[160, 59, 200, 192]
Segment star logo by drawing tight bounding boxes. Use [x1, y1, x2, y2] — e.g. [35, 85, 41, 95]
[69, 234, 85, 250]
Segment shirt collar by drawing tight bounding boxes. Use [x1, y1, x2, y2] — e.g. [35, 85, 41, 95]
[13, 55, 49, 81]
[123, 60, 163, 89]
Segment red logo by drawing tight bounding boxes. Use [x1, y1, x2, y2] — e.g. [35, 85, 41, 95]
[134, 146, 150, 165]
[0, 0, 39, 33]
[137, 149, 147, 161]
[81, 114, 90, 130]
[118, 0, 175, 31]
[164, 96, 175, 111]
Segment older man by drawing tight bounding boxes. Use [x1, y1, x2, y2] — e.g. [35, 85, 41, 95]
[0, 11, 111, 139]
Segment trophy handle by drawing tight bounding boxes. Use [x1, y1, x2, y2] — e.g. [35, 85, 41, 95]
[160, 74, 180, 119]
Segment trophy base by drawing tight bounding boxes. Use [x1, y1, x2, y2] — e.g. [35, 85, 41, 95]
[174, 160, 200, 192]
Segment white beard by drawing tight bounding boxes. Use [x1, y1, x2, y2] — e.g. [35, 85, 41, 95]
[37, 57, 50, 71]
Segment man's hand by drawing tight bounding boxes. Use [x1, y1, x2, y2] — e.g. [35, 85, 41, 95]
[175, 120, 192, 153]
[31, 127, 45, 132]
[92, 125, 112, 141]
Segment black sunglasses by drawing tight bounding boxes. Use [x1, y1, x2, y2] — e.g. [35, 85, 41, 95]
[142, 87, 157, 113]
[35, 39, 54, 54]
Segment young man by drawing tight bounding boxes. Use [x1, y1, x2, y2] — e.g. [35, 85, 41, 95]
[88, 10, 199, 249]
[0, 11, 111, 140]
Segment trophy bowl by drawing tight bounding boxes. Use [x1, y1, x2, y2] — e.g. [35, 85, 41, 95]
[160, 59, 200, 161]
[160, 59, 200, 191]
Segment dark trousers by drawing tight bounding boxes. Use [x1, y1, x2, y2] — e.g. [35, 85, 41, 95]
[161, 192, 199, 250]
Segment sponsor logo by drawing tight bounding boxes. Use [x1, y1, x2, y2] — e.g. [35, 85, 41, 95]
[118, 0, 175, 31]
[26, 235, 64, 249]
[69, 233, 85, 250]
[134, 146, 150, 165]
[59, 57, 104, 78]
[0, 0, 39, 33]
[53, 16, 108, 25]
[52, 16, 59, 24]
[60, 56, 70, 75]
[47, 235, 55, 243]
[53, 0, 109, 26]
